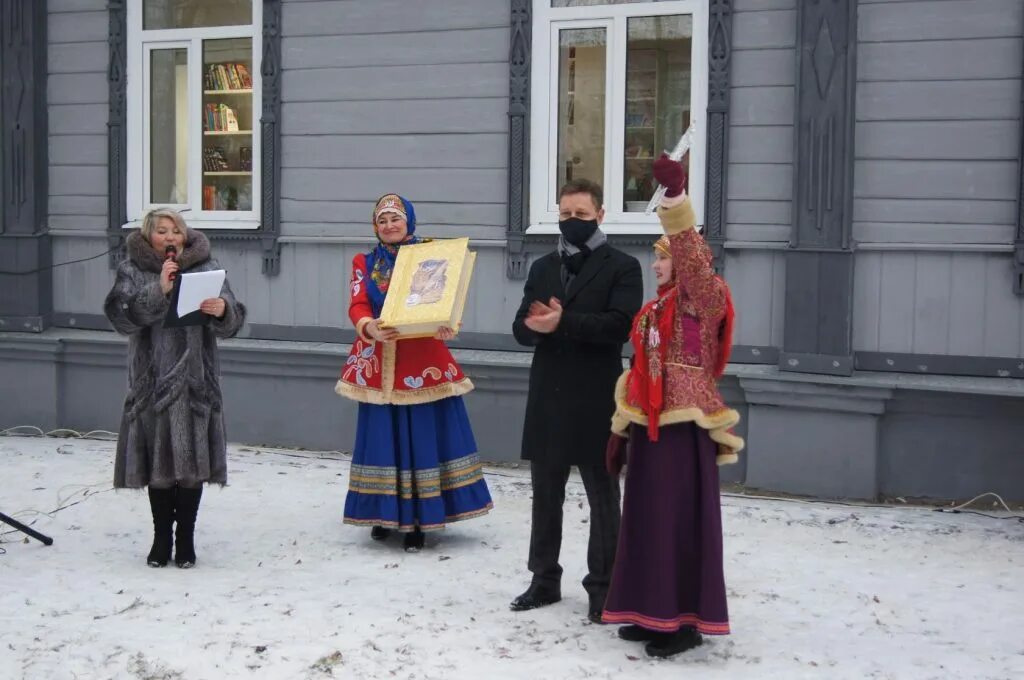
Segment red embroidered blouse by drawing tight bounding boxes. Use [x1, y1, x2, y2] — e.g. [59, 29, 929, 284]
[334, 253, 473, 405]
[611, 197, 745, 464]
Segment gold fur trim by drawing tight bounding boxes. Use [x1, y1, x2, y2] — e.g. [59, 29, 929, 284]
[335, 376, 475, 406]
[656, 198, 696, 236]
[381, 340, 397, 400]
[610, 371, 744, 465]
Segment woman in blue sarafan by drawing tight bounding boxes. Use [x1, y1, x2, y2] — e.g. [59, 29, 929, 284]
[335, 193, 493, 552]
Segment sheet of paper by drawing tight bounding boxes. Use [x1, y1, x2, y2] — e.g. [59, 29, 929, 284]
[176, 269, 226, 317]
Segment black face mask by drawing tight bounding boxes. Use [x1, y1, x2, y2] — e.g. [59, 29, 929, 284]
[558, 217, 599, 247]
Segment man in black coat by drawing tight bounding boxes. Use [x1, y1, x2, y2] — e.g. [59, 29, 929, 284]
[510, 179, 644, 623]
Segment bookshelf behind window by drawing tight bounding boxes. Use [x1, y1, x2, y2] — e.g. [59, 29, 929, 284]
[201, 39, 254, 212]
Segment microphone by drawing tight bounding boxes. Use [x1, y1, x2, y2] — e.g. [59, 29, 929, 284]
[164, 245, 177, 281]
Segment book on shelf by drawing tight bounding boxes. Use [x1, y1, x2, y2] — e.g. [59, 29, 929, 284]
[202, 146, 230, 172]
[204, 62, 253, 91]
[202, 184, 249, 212]
[204, 103, 240, 132]
[236, 64, 252, 88]
[223, 106, 239, 132]
[239, 147, 252, 171]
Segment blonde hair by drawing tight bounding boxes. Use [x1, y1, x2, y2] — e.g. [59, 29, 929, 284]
[140, 208, 188, 242]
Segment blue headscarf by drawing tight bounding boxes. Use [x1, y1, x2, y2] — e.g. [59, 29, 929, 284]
[364, 194, 420, 316]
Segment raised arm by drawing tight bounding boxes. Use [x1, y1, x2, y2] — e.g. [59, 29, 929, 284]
[652, 153, 726, 319]
[657, 196, 726, 319]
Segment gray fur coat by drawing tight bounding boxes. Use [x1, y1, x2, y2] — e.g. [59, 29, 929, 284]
[104, 229, 246, 489]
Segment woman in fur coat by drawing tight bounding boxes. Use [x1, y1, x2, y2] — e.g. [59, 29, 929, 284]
[104, 208, 246, 568]
[602, 155, 743, 658]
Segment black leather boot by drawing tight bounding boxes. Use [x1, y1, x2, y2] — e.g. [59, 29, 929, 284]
[644, 627, 703, 658]
[403, 527, 425, 553]
[146, 486, 176, 567]
[509, 583, 562, 611]
[174, 486, 203, 568]
[618, 625, 659, 642]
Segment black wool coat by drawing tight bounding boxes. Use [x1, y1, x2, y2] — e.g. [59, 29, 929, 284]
[513, 244, 643, 466]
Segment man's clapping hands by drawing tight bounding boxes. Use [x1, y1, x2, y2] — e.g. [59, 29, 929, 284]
[524, 297, 563, 334]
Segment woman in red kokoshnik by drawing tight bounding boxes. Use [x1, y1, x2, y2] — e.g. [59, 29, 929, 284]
[602, 156, 744, 658]
[335, 194, 493, 552]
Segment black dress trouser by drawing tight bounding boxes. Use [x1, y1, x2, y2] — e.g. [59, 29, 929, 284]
[527, 459, 622, 599]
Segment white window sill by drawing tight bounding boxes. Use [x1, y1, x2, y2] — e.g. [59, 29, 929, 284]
[122, 219, 261, 231]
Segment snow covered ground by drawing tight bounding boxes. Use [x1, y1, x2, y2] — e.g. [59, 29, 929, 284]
[1, 435, 1022, 680]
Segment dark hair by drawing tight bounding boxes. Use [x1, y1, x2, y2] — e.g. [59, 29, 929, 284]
[558, 178, 603, 211]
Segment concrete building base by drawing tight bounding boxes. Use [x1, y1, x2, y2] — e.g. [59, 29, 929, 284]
[2, 330, 1022, 502]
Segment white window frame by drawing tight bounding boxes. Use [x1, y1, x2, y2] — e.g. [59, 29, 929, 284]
[528, 0, 708, 235]
[126, 0, 263, 230]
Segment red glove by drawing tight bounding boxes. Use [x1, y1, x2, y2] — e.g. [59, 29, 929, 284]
[605, 434, 628, 477]
[652, 153, 687, 198]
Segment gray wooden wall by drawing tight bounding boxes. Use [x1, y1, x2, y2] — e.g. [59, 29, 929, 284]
[43, 0, 1024, 360]
[850, 0, 1024, 358]
[45, 0, 530, 336]
[721, 0, 795, 349]
[48, 0, 113, 323]
[265, 0, 520, 333]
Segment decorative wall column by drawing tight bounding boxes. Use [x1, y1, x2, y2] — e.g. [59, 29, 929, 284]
[704, 0, 732, 271]
[781, 0, 858, 376]
[107, 0, 127, 267]
[1015, 18, 1024, 295]
[0, 0, 50, 332]
[505, 0, 531, 280]
[258, 0, 282, 276]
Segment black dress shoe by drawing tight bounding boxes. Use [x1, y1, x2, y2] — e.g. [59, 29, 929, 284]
[509, 584, 561, 611]
[644, 627, 703, 658]
[587, 593, 608, 624]
[618, 625, 658, 642]
[370, 526, 391, 541]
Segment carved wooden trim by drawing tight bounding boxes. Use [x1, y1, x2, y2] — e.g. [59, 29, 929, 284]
[780, 0, 858, 376]
[0, 0, 51, 329]
[1015, 19, 1024, 295]
[106, 0, 283, 274]
[505, 0, 531, 280]
[260, 0, 282, 275]
[704, 0, 732, 272]
[1, 0, 47, 237]
[791, 0, 856, 251]
[107, 0, 128, 266]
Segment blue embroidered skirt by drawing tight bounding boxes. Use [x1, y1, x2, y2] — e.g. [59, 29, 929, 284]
[343, 396, 493, 532]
